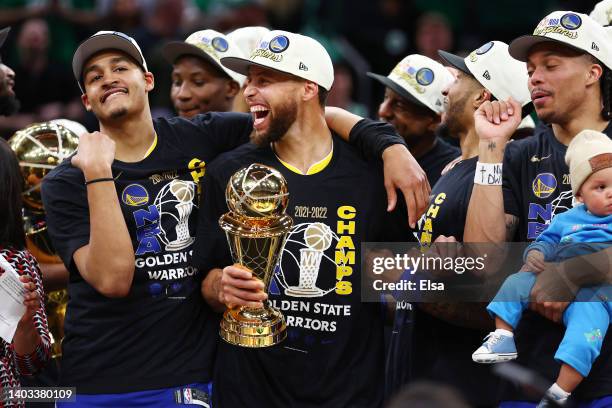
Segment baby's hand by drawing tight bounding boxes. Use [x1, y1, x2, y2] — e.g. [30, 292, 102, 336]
[523, 250, 546, 273]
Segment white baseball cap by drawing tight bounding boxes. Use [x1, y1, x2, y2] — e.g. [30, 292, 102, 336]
[220, 30, 334, 91]
[367, 54, 453, 114]
[73, 31, 148, 93]
[509, 11, 612, 70]
[227, 26, 270, 59]
[162, 29, 245, 86]
[590, 0, 612, 26]
[439, 41, 532, 114]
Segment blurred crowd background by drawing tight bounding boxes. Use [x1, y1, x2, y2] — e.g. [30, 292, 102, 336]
[0, 0, 602, 139]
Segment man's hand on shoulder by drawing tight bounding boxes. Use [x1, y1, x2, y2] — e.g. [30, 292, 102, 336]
[382, 144, 430, 228]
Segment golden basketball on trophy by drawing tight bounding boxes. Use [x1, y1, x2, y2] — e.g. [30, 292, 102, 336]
[219, 163, 293, 347]
[9, 121, 80, 213]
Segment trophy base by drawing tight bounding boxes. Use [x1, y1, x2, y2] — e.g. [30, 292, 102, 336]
[220, 306, 286, 348]
[285, 286, 325, 298]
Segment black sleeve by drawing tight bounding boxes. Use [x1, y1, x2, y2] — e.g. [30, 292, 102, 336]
[192, 164, 233, 274]
[502, 141, 523, 218]
[191, 112, 254, 157]
[41, 168, 90, 272]
[348, 118, 407, 162]
[381, 193, 414, 242]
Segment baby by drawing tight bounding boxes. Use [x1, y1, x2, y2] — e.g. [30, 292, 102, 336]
[472, 129, 612, 407]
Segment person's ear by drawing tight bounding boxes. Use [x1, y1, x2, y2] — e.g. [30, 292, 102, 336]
[575, 191, 584, 203]
[226, 80, 240, 99]
[586, 62, 603, 87]
[426, 114, 441, 133]
[81, 93, 92, 111]
[302, 81, 319, 103]
[144, 71, 155, 92]
[473, 88, 492, 110]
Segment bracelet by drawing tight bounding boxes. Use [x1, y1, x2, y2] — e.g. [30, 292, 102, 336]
[474, 162, 502, 185]
[84, 177, 115, 186]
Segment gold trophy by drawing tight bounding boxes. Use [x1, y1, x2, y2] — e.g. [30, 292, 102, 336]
[9, 121, 80, 358]
[219, 163, 293, 347]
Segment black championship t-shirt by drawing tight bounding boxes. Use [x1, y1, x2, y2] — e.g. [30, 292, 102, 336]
[388, 157, 502, 406]
[502, 122, 612, 402]
[41, 112, 253, 393]
[194, 124, 407, 408]
[416, 157, 477, 245]
[418, 136, 460, 187]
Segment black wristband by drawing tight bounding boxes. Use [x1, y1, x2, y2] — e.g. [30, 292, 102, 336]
[84, 177, 114, 186]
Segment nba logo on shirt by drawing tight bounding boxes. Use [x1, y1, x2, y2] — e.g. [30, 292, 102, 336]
[183, 388, 192, 403]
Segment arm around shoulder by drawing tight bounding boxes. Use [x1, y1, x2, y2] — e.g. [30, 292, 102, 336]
[324, 107, 362, 141]
[193, 112, 254, 155]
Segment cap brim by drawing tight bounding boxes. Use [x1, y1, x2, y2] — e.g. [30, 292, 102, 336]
[221, 56, 260, 76]
[221, 56, 299, 84]
[366, 72, 431, 112]
[438, 50, 471, 75]
[73, 34, 146, 83]
[509, 35, 585, 62]
[0, 27, 9, 49]
[221, 56, 332, 91]
[162, 41, 229, 78]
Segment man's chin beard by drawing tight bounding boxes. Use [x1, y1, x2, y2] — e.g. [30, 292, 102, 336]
[109, 107, 129, 120]
[443, 96, 469, 139]
[0, 95, 20, 116]
[534, 108, 553, 124]
[252, 127, 286, 147]
[439, 121, 463, 140]
[436, 122, 451, 139]
[445, 119, 464, 140]
[251, 101, 297, 147]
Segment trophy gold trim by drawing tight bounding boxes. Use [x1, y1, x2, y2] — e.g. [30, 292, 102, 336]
[219, 164, 293, 347]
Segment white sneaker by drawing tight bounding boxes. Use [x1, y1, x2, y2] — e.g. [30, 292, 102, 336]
[472, 331, 518, 363]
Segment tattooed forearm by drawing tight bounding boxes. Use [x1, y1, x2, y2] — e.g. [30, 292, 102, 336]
[418, 302, 494, 330]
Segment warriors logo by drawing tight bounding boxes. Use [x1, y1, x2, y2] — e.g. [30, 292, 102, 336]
[532, 173, 557, 199]
[560, 13, 582, 30]
[211, 36, 229, 53]
[122, 184, 149, 206]
[416, 68, 435, 86]
[475, 41, 494, 55]
[269, 35, 290, 53]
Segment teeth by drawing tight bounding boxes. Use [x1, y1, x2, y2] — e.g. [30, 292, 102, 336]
[103, 89, 127, 102]
[250, 105, 268, 113]
[108, 89, 125, 96]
